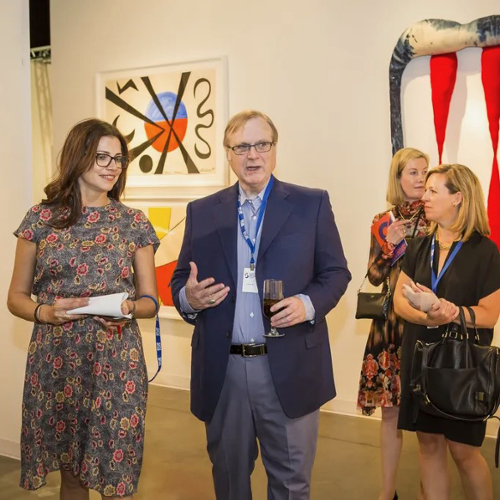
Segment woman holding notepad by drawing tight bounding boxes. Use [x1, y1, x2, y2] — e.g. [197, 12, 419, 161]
[394, 164, 500, 500]
[7, 119, 159, 499]
[357, 147, 429, 500]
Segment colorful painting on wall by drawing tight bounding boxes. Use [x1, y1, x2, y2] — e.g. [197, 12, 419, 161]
[96, 58, 228, 189]
[131, 203, 187, 319]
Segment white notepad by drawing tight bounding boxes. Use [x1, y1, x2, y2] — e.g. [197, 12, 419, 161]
[67, 292, 132, 319]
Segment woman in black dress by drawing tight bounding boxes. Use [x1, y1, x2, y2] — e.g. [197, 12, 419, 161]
[394, 164, 500, 500]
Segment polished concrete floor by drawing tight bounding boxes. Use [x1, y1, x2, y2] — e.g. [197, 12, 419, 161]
[0, 385, 498, 499]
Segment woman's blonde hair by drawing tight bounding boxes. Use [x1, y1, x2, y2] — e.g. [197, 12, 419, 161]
[425, 163, 490, 241]
[386, 147, 429, 205]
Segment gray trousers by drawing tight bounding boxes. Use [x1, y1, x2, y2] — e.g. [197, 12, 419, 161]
[205, 354, 320, 500]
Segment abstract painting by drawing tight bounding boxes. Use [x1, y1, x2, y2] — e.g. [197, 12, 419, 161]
[96, 58, 228, 189]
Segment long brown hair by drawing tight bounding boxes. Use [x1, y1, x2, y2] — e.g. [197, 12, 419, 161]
[42, 119, 129, 228]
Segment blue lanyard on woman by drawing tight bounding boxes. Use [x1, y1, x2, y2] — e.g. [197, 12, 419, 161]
[430, 234, 463, 294]
[237, 175, 274, 270]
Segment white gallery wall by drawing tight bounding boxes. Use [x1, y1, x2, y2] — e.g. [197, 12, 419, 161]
[0, 0, 32, 458]
[2, 0, 500, 460]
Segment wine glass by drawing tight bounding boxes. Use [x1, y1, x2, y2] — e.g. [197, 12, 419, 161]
[262, 279, 285, 338]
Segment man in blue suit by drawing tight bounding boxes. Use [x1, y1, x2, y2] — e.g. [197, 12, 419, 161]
[171, 110, 351, 500]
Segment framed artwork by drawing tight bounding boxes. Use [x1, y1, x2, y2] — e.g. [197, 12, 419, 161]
[129, 200, 188, 320]
[96, 57, 228, 190]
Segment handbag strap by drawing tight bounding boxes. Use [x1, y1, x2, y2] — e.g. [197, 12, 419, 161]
[410, 206, 424, 239]
[443, 306, 467, 341]
[458, 306, 467, 336]
[465, 306, 480, 342]
[357, 273, 368, 293]
[452, 306, 469, 343]
[357, 272, 390, 295]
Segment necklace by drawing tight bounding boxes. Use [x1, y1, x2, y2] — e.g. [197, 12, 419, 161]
[405, 210, 421, 223]
[438, 241, 453, 251]
[436, 233, 459, 251]
[395, 204, 423, 223]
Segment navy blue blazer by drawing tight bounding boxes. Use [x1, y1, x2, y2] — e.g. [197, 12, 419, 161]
[171, 178, 351, 422]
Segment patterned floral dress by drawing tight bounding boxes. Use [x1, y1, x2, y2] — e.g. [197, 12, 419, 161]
[15, 199, 159, 496]
[357, 201, 427, 416]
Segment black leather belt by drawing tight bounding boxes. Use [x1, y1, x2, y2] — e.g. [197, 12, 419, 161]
[230, 343, 267, 357]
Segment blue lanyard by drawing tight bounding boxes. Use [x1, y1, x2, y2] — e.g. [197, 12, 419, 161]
[430, 234, 463, 294]
[139, 294, 162, 383]
[237, 175, 274, 270]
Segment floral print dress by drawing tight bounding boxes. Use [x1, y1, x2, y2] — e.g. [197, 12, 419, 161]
[15, 199, 159, 496]
[357, 201, 427, 416]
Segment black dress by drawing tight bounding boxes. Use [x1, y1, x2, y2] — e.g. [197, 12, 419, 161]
[398, 232, 500, 446]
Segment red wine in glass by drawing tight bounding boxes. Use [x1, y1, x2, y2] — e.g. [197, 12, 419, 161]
[263, 299, 281, 319]
[263, 279, 285, 338]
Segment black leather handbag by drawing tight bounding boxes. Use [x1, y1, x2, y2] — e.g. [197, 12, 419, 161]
[355, 275, 390, 320]
[411, 306, 500, 422]
[411, 306, 500, 465]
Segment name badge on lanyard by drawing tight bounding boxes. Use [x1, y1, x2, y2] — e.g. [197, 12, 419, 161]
[430, 234, 463, 294]
[242, 267, 258, 293]
[237, 175, 274, 272]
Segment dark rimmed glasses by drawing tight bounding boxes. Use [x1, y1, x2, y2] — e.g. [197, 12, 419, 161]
[95, 153, 129, 169]
[228, 141, 275, 155]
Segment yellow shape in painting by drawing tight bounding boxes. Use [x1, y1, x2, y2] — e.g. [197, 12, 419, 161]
[148, 207, 171, 239]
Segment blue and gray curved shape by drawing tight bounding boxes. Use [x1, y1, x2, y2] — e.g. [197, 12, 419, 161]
[390, 15, 500, 154]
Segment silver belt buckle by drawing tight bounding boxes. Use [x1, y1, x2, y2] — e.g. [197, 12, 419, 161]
[241, 343, 257, 358]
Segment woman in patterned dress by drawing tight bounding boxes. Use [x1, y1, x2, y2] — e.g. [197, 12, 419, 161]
[7, 119, 159, 499]
[357, 148, 429, 500]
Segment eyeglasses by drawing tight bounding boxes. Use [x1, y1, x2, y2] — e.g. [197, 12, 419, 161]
[95, 153, 129, 169]
[228, 141, 275, 155]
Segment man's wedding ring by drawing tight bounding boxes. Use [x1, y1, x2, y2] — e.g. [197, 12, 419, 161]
[208, 297, 216, 305]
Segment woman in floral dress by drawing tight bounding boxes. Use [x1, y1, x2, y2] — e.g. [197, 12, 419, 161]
[357, 148, 429, 500]
[7, 119, 159, 499]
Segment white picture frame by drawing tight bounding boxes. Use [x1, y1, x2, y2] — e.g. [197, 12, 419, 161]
[96, 57, 228, 195]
